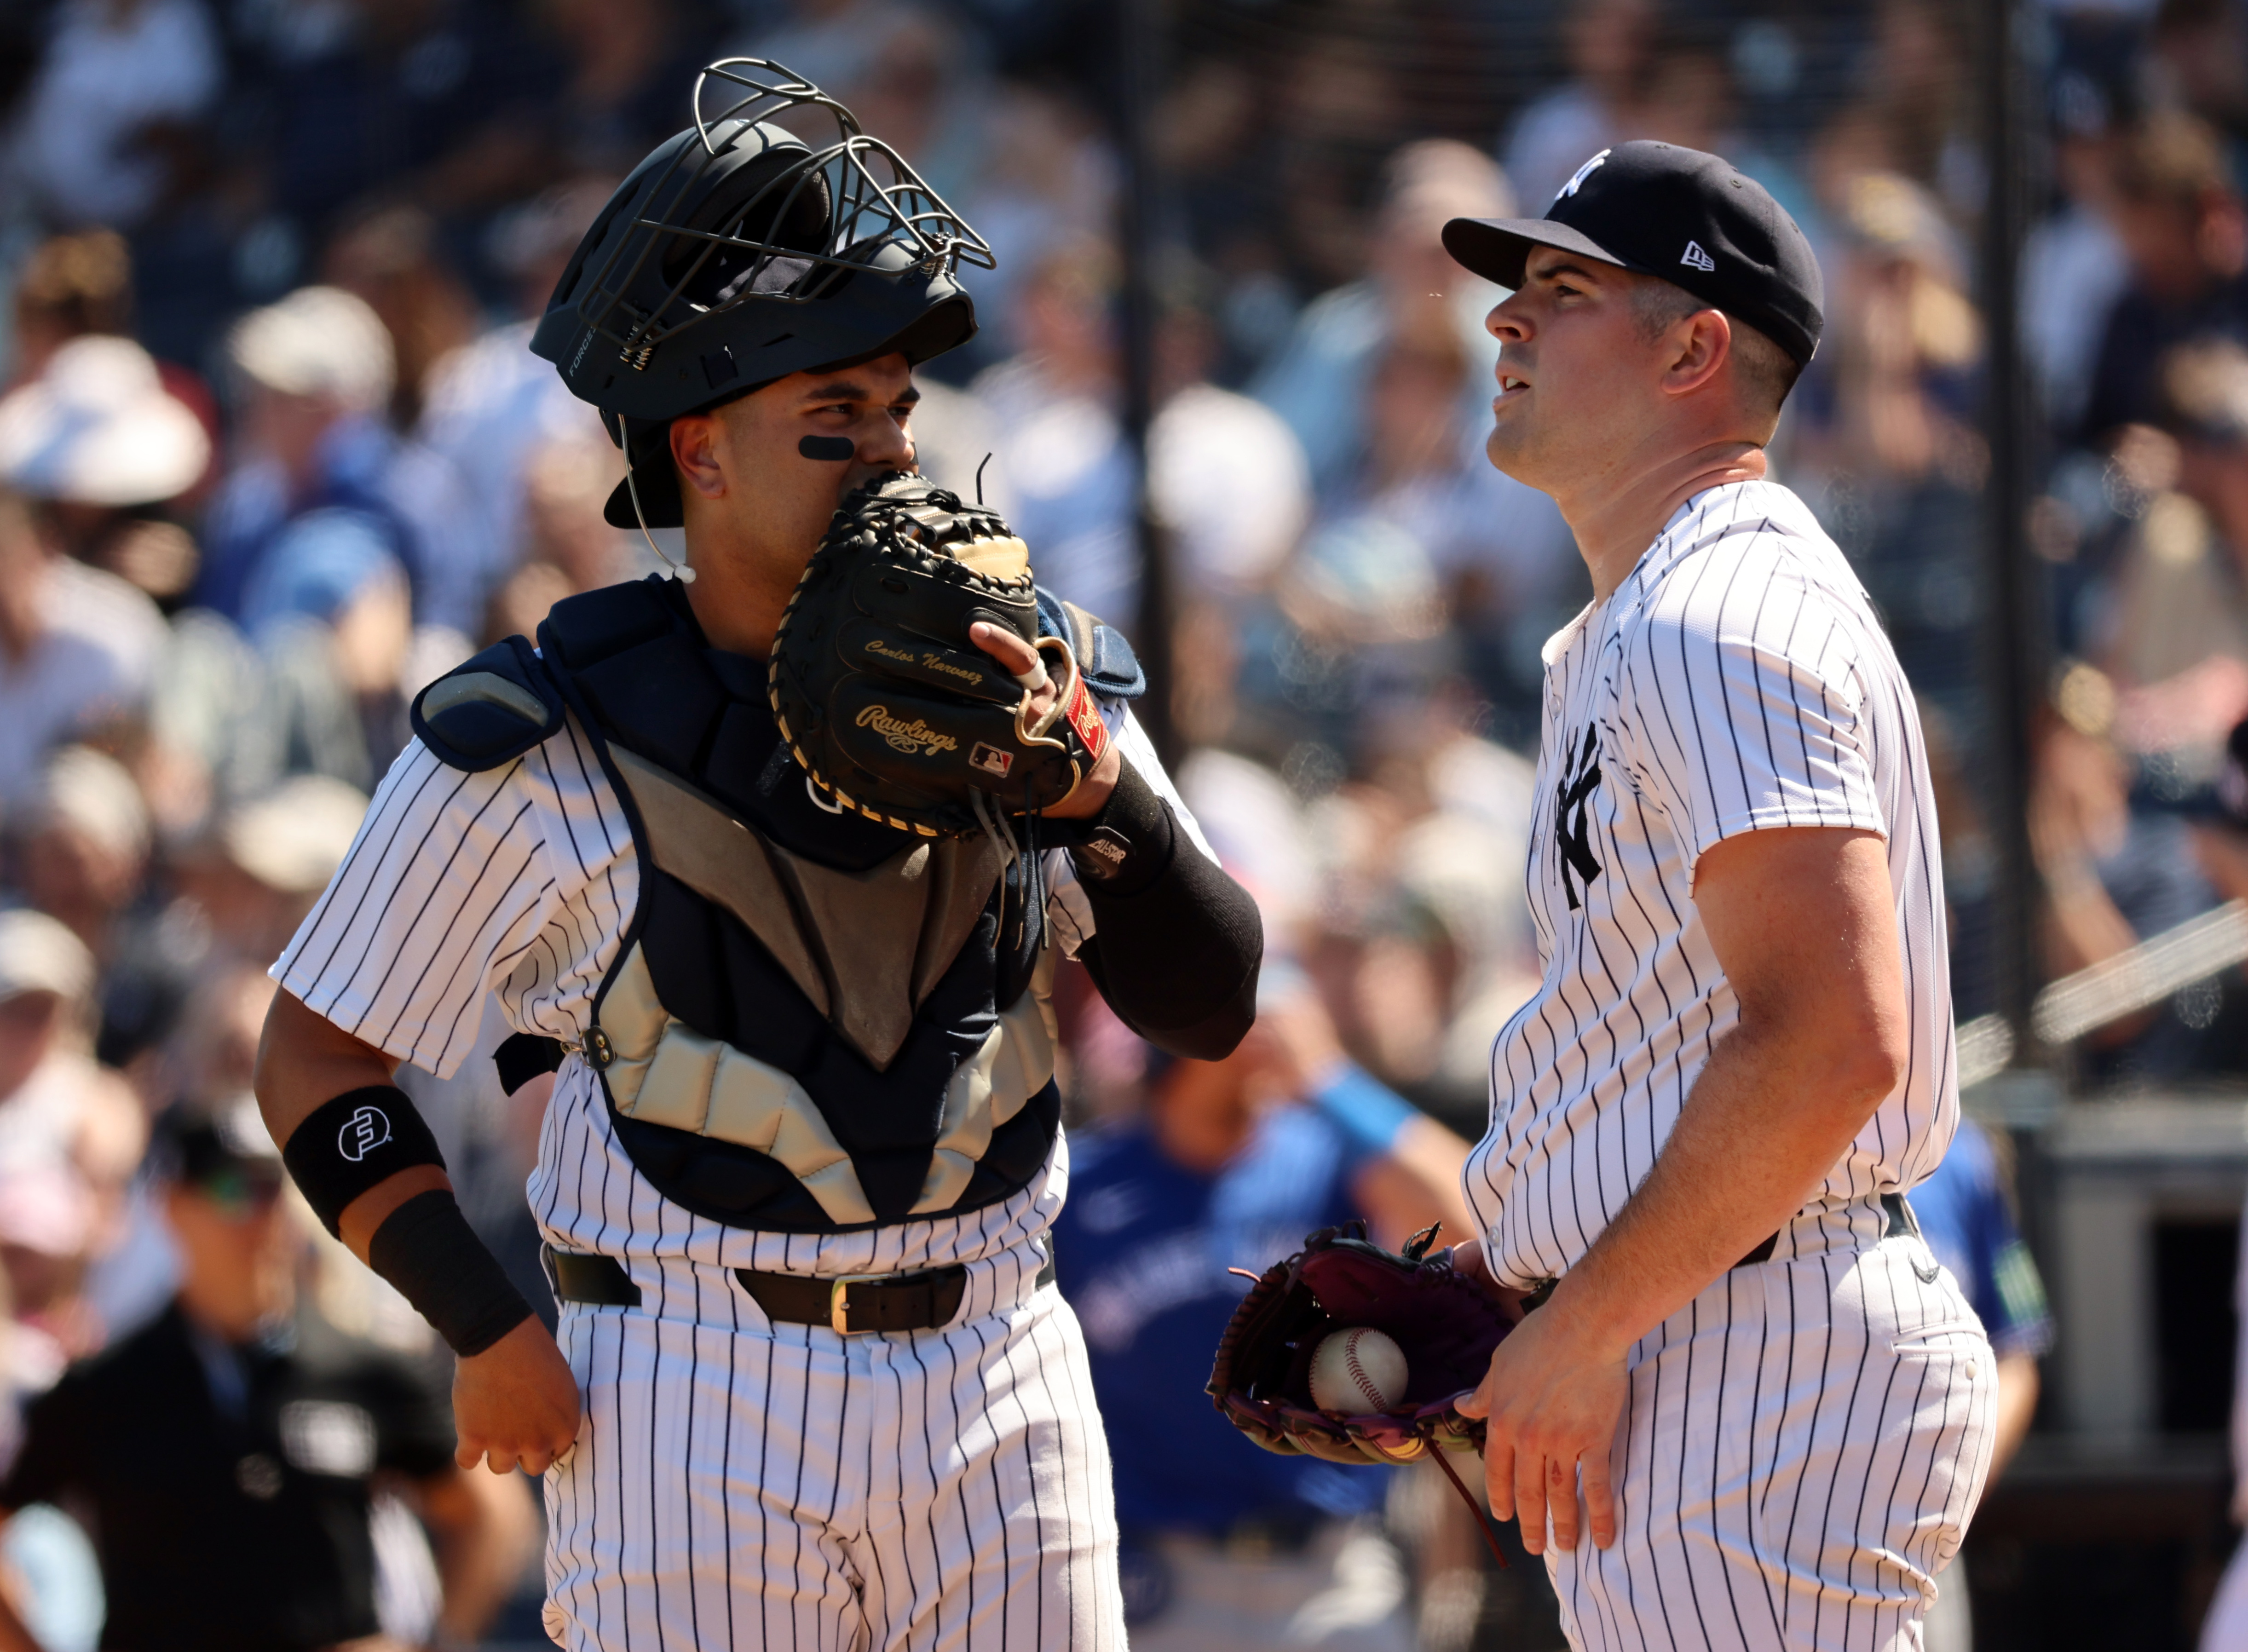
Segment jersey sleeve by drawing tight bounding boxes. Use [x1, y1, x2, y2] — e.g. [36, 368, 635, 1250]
[1044, 704, 1215, 959]
[1618, 554, 1889, 878]
[272, 737, 565, 1080]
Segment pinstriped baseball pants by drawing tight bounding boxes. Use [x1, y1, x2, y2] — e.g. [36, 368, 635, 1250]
[1548, 1233, 1996, 1652]
[540, 1258, 1126, 1651]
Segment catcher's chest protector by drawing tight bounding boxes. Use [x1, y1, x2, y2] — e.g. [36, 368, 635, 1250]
[443, 576, 1059, 1233]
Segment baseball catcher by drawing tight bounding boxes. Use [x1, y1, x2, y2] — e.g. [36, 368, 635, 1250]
[252, 58, 1262, 1650]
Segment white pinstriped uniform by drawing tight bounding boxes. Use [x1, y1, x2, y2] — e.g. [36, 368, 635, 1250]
[273, 700, 1190, 1650]
[1465, 481, 1996, 1650]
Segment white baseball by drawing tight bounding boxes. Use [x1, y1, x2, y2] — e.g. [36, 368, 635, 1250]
[1308, 1327, 1408, 1413]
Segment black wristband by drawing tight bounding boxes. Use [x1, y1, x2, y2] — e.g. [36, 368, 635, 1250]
[1066, 756, 1176, 896]
[367, 1191, 535, 1358]
[280, 1086, 446, 1238]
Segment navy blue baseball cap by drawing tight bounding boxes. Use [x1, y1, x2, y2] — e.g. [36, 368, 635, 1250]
[1442, 141, 1824, 366]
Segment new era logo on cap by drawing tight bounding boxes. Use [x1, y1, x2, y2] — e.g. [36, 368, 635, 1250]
[1681, 240, 1717, 272]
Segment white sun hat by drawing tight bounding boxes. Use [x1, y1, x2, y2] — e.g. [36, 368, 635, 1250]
[220, 774, 372, 895]
[0, 334, 210, 507]
[226, 285, 395, 413]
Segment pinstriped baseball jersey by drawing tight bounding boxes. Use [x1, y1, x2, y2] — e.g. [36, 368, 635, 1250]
[1468, 478, 1993, 1652]
[271, 703, 1195, 1278]
[1465, 479, 1957, 1289]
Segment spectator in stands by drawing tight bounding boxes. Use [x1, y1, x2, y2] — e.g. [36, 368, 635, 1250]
[15, 746, 152, 965]
[480, 436, 643, 644]
[6, 0, 222, 231]
[5, 232, 134, 393]
[196, 286, 493, 646]
[181, 776, 373, 972]
[242, 0, 551, 230]
[0, 912, 144, 1354]
[1787, 169, 1987, 714]
[0, 913, 101, 1171]
[0, 1165, 101, 1379]
[320, 202, 483, 432]
[974, 238, 1309, 627]
[418, 175, 617, 574]
[2030, 663, 2234, 1079]
[0, 1099, 535, 1652]
[2081, 112, 2248, 443]
[2024, 75, 2131, 432]
[540, 0, 712, 178]
[1249, 142, 1575, 731]
[0, 489, 165, 813]
[152, 509, 412, 819]
[1254, 141, 1515, 482]
[2075, 342, 2248, 784]
[1497, 0, 1655, 213]
[1811, 0, 1974, 206]
[0, 334, 209, 604]
[1052, 972, 1473, 1652]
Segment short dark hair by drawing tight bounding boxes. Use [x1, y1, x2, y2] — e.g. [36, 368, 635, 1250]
[1630, 278, 1802, 421]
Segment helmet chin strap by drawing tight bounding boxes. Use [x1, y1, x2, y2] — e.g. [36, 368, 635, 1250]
[621, 414, 696, 584]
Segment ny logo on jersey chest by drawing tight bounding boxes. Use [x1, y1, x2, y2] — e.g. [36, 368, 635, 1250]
[1554, 722, 1605, 909]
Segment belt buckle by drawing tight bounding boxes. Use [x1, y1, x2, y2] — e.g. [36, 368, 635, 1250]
[829, 1272, 886, 1336]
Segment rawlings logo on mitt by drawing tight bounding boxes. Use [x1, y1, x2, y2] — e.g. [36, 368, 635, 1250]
[768, 472, 1109, 837]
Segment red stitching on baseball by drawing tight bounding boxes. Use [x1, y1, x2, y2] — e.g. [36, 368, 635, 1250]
[1346, 1333, 1385, 1409]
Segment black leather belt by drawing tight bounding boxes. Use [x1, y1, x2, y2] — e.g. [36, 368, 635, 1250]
[1521, 1193, 1914, 1313]
[542, 1241, 1056, 1336]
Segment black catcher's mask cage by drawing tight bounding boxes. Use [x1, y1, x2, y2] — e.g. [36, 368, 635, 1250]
[531, 58, 993, 443]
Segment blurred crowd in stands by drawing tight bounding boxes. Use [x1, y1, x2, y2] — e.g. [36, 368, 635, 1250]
[0, 0, 2238, 1646]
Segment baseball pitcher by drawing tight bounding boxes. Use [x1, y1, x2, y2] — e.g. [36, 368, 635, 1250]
[1437, 142, 1996, 1649]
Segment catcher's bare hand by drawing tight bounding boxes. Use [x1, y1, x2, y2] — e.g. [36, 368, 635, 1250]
[968, 621, 1121, 819]
[454, 1317, 582, 1475]
[1457, 1298, 1627, 1556]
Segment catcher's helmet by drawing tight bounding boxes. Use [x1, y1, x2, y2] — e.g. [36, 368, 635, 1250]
[530, 59, 993, 529]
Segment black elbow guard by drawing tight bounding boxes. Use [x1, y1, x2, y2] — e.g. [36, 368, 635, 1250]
[281, 1087, 446, 1238]
[1069, 759, 1262, 1059]
[281, 1086, 531, 1357]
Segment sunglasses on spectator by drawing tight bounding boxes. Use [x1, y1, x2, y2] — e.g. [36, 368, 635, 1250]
[187, 1166, 286, 1220]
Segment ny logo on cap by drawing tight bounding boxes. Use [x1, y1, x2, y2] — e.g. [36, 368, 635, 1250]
[1681, 241, 1717, 272]
[1556, 150, 1610, 201]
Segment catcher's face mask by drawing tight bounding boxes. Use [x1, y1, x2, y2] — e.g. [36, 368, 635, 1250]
[531, 59, 992, 533]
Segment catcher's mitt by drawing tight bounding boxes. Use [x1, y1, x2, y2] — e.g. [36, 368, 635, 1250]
[768, 471, 1111, 837]
[1209, 1221, 1515, 1560]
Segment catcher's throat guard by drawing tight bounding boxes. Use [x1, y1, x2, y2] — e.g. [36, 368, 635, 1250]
[770, 472, 1111, 837]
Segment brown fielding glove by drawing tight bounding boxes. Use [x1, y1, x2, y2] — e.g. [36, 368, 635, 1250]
[1208, 1221, 1515, 1562]
[767, 471, 1111, 837]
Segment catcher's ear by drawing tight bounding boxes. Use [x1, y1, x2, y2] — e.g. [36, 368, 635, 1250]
[670, 414, 728, 502]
